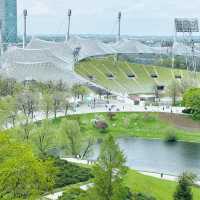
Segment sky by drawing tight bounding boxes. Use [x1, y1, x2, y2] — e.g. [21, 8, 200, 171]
[17, 0, 200, 36]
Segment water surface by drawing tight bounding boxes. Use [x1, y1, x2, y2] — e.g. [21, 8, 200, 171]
[89, 137, 200, 176]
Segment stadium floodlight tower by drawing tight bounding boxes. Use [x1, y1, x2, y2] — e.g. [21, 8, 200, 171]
[118, 11, 122, 42]
[0, 20, 3, 56]
[23, 9, 28, 49]
[174, 18, 199, 72]
[114, 11, 122, 63]
[66, 9, 72, 41]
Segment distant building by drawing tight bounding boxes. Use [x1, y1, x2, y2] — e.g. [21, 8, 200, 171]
[0, 0, 17, 44]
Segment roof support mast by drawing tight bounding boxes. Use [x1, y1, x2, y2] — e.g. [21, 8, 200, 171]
[23, 9, 28, 49]
[118, 11, 122, 41]
[66, 9, 72, 41]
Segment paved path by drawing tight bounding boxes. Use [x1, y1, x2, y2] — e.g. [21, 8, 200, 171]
[33, 100, 185, 122]
[4, 99, 185, 129]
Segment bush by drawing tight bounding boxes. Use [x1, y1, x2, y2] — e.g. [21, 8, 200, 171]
[59, 188, 86, 200]
[165, 130, 178, 143]
[192, 110, 200, 120]
[133, 192, 156, 200]
[182, 108, 193, 114]
[95, 120, 108, 133]
[174, 172, 196, 200]
[52, 157, 93, 188]
[143, 113, 157, 123]
[107, 112, 116, 120]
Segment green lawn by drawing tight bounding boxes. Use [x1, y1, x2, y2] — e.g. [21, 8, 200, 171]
[48, 168, 200, 200]
[52, 112, 200, 143]
[125, 169, 200, 200]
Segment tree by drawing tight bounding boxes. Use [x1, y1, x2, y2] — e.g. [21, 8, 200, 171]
[61, 119, 82, 156]
[183, 88, 200, 120]
[167, 80, 181, 106]
[41, 91, 53, 119]
[71, 84, 88, 100]
[60, 119, 95, 158]
[0, 134, 57, 199]
[180, 78, 195, 95]
[174, 172, 196, 200]
[32, 120, 55, 158]
[16, 90, 39, 120]
[91, 135, 127, 200]
[52, 91, 65, 118]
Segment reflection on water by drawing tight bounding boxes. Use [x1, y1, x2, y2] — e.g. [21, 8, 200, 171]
[88, 137, 200, 176]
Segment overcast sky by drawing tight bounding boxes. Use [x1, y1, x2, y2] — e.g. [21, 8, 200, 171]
[17, 0, 200, 36]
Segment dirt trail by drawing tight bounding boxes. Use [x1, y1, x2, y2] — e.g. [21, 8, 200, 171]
[159, 113, 200, 132]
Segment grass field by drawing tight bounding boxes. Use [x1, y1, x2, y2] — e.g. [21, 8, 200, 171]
[125, 169, 200, 200]
[52, 168, 200, 200]
[52, 112, 200, 143]
[75, 56, 200, 94]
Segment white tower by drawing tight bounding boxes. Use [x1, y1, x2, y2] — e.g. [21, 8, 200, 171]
[23, 9, 27, 49]
[66, 9, 72, 41]
[118, 12, 122, 41]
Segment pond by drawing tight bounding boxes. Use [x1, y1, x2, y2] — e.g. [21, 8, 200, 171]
[88, 137, 200, 177]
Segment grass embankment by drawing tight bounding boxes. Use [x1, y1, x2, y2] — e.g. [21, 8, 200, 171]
[125, 169, 200, 200]
[54, 168, 200, 200]
[52, 112, 200, 143]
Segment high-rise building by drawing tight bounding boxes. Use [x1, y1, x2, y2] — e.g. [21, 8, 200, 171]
[0, 0, 17, 43]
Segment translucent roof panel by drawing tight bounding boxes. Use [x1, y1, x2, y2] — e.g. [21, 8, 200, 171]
[112, 39, 155, 54]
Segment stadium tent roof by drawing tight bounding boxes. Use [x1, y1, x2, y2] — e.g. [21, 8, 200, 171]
[67, 36, 110, 59]
[27, 38, 74, 65]
[1, 36, 200, 95]
[111, 39, 155, 54]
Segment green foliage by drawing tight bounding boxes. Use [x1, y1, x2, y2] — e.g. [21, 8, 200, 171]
[32, 120, 55, 158]
[92, 135, 127, 200]
[174, 172, 196, 200]
[167, 80, 181, 106]
[165, 129, 178, 143]
[59, 188, 86, 200]
[0, 134, 57, 199]
[60, 119, 82, 156]
[107, 112, 116, 120]
[183, 88, 200, 120]
[72, 84, 88, 100]
[95, 120, 109, 133]
[53, 157, 93, 188]
[133, 192, 156, 200]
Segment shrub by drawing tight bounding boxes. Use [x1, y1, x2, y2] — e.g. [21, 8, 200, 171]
[143, 113, 157, 123]
[59, 188, 86, 200]
[133, 192, 156, 200]
[165, 129, 178, 143]
[52, 157, 93, 188]
[107, 112, 116, 120]
[192, 110, 200, 120]
[95, 120, 108, 133]
[123, 117, 130, 128]
[174, 172, 196, 200]
[182, 108, 193, 114]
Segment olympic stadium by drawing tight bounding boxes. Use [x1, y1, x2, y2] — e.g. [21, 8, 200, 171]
[0, 35, 200, 96]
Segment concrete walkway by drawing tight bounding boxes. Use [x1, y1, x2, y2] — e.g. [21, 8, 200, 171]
[33, 101, 185, 122]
